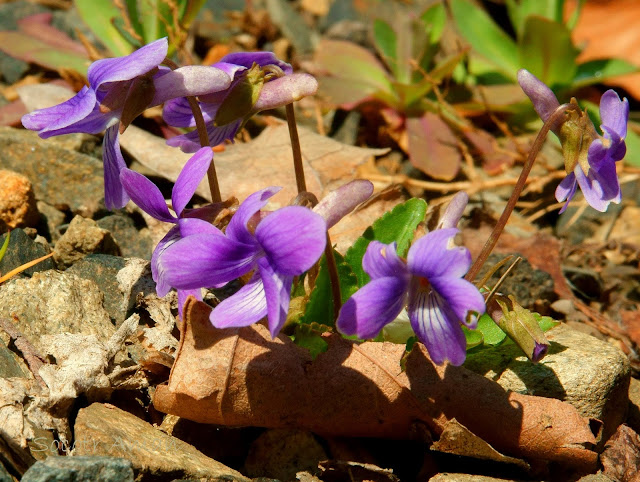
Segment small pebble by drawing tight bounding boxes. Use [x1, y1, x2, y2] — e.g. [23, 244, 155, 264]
[0, 169, 39, 229]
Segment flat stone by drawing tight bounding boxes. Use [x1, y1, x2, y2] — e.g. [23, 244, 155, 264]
[245, 428, 327, 480]
[0, 170, 39, 229]
[54, 216, 120, 268]
[73, 403, 249, 481]
[0, 462, 11, 482]
[0, 228, 54, 278]
[0, 128, 105, 216]
[429, 475, 521, 482]
[0, 270, 115, 354]
[36, 201, 66, 243]
[96, 214, 153, 260]
[464, 324, 630, 444]
[21, 456, 134, 482]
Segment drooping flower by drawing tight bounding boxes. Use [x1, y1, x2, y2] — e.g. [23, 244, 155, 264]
[163, 51, 318, 152]
[337, 228, 485, 366]
[22, 38, 233, 209]
[517, 69, 629, 213]
[157, 186, 327, 336]
[119, 147, 223, 314]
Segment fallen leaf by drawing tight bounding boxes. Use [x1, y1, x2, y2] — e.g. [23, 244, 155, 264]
[120, 122, 387, 208]
[601, 424, 640, 482]
[154, 297, 598, 470]
[431, 418, 529, 471]
[566, 0, 640, 99]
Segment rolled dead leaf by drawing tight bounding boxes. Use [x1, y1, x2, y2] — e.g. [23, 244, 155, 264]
[154, 297, 598, 469]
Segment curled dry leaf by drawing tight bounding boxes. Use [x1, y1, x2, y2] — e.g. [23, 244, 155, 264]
[154, 297, 599, 469]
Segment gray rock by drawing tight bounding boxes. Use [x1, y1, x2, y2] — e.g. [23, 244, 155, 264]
[36, 201, 66, 243]
[245, 429, 327, 480]
[97, 214, 153, 260]
[68, 255, 156, 326]
[54, 216, 120, 268]
[0, 228, 54, 278]
[73, 403, 250, 481]
[0, 128, 105, 216]
[0, 461, 11, 482]
[21, 456, 134, 482]
[464, 324, 629, 444]
[0, 270, 115, 354]
[0, 338, 28, 378]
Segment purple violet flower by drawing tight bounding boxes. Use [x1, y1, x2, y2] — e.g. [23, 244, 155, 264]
[119, 147, 223, 315]
[158, 186, 327, 336]
[22, 38, 233, 209]
[337, 229, 485, 366]
[163, 51, 318, 152]
[517, 69, 629, 213]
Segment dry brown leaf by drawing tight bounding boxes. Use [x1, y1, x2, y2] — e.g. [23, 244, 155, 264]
[566, 0, 640, 99]
[601, 424, 640, 482]
[120, 123, 387, 208]
[154, 297, 598, 469]
[431, 418, 529, 471]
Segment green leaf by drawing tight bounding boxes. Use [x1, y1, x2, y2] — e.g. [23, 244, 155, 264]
[573, 59, 640, 89]
[291, 324, 328, 360]
[301, 251, 359, 328]
[462, 325, 484, 349]
[373, 19, 398, 77]
[565, 0, 586, 30]
[0, 230, 9, 264]
[518, 16, 578, 87]
[345, 198, 427, 286]
[421, 2, 446, 45]
[475, 313, 507, 346]
[506, 0, 564, 37]
[0, 31, 90, 74]
[449, 0, 519, 81]
[74, 0, 134, 56]
[623, 128, 640, 167]
[533, 312, 560, 332]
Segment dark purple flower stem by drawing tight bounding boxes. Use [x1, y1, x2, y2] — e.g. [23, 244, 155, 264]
[285, 103, 307, 193]
[465, 102, 581, 283]
[163, 58, 222, 203]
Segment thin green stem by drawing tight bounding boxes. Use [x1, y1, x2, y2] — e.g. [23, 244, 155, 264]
[162, 58, 221, 203]
[465, 102, 581, 283]
[285, 103, 307, 193]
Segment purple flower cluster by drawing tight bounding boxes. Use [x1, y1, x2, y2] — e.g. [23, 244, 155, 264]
[518, 69, 629, 213]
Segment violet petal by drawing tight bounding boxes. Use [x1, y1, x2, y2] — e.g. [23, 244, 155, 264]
[337, 276, 408, 339]
[437, 191, 469, 229]
[151, 65, 232, 106]
[555, 172, 577, 214]
[252, 74, 318, 112]
[313, 179, 373, 229]
[163, 97, 218, 127]
[362, 241, 408, 280]
[517, 69, 559, 123]
[258, 257, 293, 337]
[599, 90, 629, 138]
[226, 187, 281, 245]
[177, 217, 224, 237]
[211, 271, 267, 329]
[151, 226, 181, 296]
[407, 228, 471, 280]
[172, 147, 213, 216]
[166, 119, 241, 153]
[21, 86, 97, 133]
[429, 277, 485, 328]
[119, 168, 175, 222]
[255, 206, 327, 276]
[158, 233, 258, 290]
[103, 124, 129, 210]
[408, 290, 467, 366]
[88, 37, 168, 88]
[220, 51, 293, 75]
